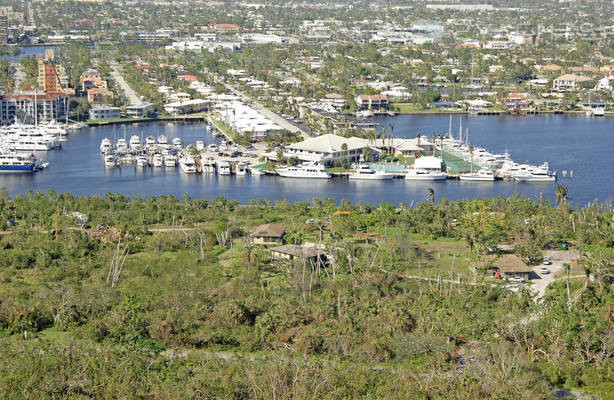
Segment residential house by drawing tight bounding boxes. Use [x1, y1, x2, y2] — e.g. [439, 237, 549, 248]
[250, 223, 286, 245]
[89, 105, 121, 120]
[284, 134, 375, 166]
[126, 103, 155, 118]
[270, 244, 325, 265]
[552, 74, 592, 92]
[87, 87, 113, 104]
[490, 255, 533, 281]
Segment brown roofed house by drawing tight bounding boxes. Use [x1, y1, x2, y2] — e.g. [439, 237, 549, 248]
[269, 244, 325, 265]
[251, 223, 286, 245]
[490, 254, 532, 281]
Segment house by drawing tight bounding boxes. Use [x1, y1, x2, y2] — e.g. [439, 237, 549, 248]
[321, 93, 347, 109]
[552, 74, 592, 92]
[490, 255, 532, 281]
[81, 68, 105, 91]
[87, 87, 113, 104]
[126, 103, 155, 118]
[503, 93, 532, 110]
[356, 94, 389, 111]
[284, 134, 374, 166]
[250, 223, 286, 245]
[89, 105, 121, 120]
[164, 99, 209, 114]
[270, 244, 325, 265]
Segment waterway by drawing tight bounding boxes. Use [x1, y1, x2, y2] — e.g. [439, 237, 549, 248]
[0, 45, 59, 63]
[0, 115, 611, 206]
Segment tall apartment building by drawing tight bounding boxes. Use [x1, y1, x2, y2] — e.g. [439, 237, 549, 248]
[37, 49, 69, 94]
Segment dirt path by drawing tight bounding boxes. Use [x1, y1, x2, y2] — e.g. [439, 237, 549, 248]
[528, 249, 580, 300]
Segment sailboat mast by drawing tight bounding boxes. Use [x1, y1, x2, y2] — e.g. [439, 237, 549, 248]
[459, 119, 463, 142]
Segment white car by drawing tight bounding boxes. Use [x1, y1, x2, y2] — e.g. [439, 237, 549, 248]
[540, 267, 551, 274]
[543, 257, 552, 265]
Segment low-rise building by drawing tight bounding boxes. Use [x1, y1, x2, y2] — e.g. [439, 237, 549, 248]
[87, 87, 113, 104]
[356, 94, 389, 111]
[126, 103, 155, 118]
[284, 134, 374, 166]
[0, 90, 69, 124]
[164, 99, 209, 115]
[490, 255, 533, 281]
[250, 223, 286, 245]
[89, 105, 121, 120]
[270, 244, 325, 265]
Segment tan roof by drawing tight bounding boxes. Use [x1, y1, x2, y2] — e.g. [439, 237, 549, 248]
[541, 64, 562, 71]
[251, 223, 286, 238]
[494, 255, 532, 273]
[270, 244, 320, 258]
[555, 74, 592, 82]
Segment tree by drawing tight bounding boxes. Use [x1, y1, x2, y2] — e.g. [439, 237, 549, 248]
[427, 188, 435, 204]
[555, 185, 568, 206]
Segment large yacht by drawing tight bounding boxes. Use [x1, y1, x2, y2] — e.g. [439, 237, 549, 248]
[276, 162, 332, 179]
[100, 138, 112, 153]
[514, 163, 556, 182]
[179, 155, 196, 173]
[0, 153, 37, 173]
[116, 138, 128, 152]
[129, 135, 142, 151]
[405, 168, 448, 181]
[349, 165, 394, 180]
[164, 154, 177, 168]
[217, 160, 232, 175]
[152, 153, 164, 167]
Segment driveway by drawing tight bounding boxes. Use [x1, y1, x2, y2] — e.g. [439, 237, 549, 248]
[529, 249, 580, 300]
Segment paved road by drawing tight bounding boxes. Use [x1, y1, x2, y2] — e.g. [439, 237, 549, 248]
[110, 61, 141, 105]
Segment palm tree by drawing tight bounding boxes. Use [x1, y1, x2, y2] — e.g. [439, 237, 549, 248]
[555, 185, 568, 205]
[341, 142, 348, 164]
[416, 132, 421, 147]
[389, 124, 395, 154]
[427, 187, 435, 204]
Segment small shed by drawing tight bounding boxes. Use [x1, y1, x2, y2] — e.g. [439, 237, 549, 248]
[270, 244, 325, 265]
[490, 255, 532, 280]
[250, 223, 286, 245]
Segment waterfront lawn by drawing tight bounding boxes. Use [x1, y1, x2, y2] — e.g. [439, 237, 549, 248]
[86, 117, 154, 125]
[251, 162, 276, 171]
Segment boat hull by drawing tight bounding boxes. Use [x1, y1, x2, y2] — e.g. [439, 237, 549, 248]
[405, 173, 448, 181]
[277, 171, 331, 179]
[349, 174, 394, 180]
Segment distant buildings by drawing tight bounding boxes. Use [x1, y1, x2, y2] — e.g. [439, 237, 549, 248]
[126, 103, 154, 118]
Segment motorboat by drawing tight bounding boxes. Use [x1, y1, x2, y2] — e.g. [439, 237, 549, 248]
[172, 137, 183, 149]
[136, 154, 148, 167]
[349, 165, 395, 180]
[152, 153, 164, 167]
[217, 160, 231, 175]
[514, 163, 556, 182]
[0, 152, 37, 173]
[459, 169, 496, 181]
[179, 155, 196, 173]
[100, 138, 112, 153]
[208, 144, 219, 153]
[158, 135, 168, 147]
[276, 162, 332, 179]
[235, 162, 248, 175]
[250, 167, 266, 176]
[196, 141, 205, 151]
[164, 154, 177, 167]
[405, 168, 448, 181]
[129, 135, 142, 151]
[116, 138, 128, 152]
[104, 153, 117, 167]
[8, 137, 53, 152]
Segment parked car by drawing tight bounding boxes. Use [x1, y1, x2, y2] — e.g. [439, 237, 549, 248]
[540, 267, 551, 274]
[508, 276, 525, 283]
[543, 257, 552, 265]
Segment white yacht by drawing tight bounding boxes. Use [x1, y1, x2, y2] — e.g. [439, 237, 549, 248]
[8, 137, 53, 152]
[235, 162, 248, 175]
[201, 155, 216, 173]
[459, 169, 496, 181]
[158, 135, 168, 147]
[405, 169, 448, 181]
[104, 153, 117, 167]
[172, 137, 183, 149]
[217, 160, 231, 175]
[349, 165, 394, 180]
[116, 138, 128, 152]
[276, 162, 332, 179]
[0, 152, 37, 173]
[145, 136, 156, 151]
[196, 141, 205, 151]
[179, 156, 196, 173]
[136, 154, 148, 167]
[208, 144, 219, 153]
[152, 153, 164, 167]
[100, 138, 112, 153]
[514, 163, 556, 182]
[129, 135, 142, 151]
[164, 154, 177, 167]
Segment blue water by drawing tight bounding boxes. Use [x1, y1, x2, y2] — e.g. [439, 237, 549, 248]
[0, 115, 611, 206]
[1, 45, 59, 63]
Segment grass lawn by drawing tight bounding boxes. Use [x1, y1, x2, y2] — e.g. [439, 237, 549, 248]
[86, 117, 154, 125]
[251, 162, 277, 171]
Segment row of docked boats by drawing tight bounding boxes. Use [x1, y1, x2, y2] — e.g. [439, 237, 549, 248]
[0, 121, 68, 152]
[100, 134, 182, 154]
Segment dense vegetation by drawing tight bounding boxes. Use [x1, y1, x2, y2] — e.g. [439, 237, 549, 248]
[0, 191, 612, 398]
